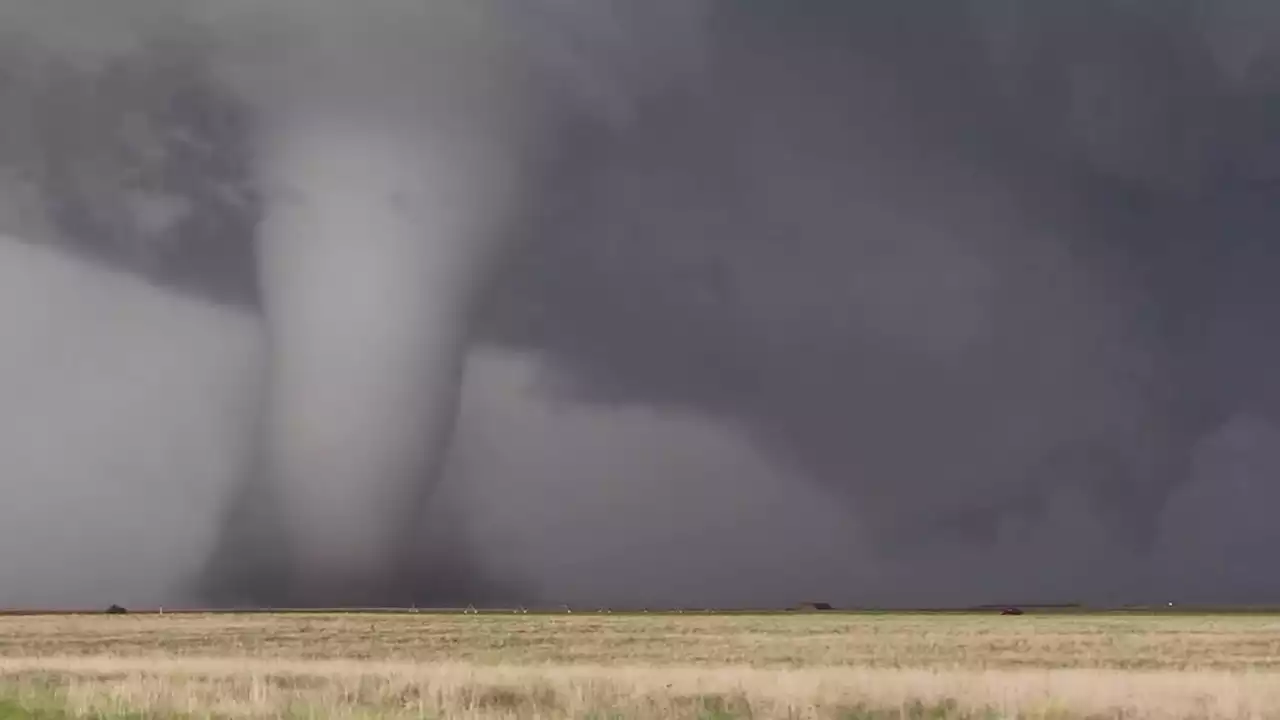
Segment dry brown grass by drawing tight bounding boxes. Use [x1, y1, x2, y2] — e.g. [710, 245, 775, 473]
[0, 612, 1277, 718]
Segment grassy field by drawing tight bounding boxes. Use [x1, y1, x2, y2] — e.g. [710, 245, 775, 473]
[0, 612, 1277, 718]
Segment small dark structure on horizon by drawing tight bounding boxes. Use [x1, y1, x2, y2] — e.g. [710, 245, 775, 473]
[105, 604, 128, 615]
[796, 602, 834, 611]
[1000, 607, 1024, 616]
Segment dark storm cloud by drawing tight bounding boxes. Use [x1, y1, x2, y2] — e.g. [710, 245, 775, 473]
[3, 0, 1280, 608]
[484, 0, 1280, 599]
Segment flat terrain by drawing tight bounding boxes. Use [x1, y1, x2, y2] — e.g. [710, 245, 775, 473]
[0, 612, 1278, 718]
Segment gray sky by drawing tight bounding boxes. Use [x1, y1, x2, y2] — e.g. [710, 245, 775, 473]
[1, 0, 1279, 608]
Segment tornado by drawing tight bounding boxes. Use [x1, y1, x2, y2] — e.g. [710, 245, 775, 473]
[202, 3, 539, 603]
[251, 119, 502, 601]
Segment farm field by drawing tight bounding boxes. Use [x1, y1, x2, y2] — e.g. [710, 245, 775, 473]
[0, 611, 1277, 718]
